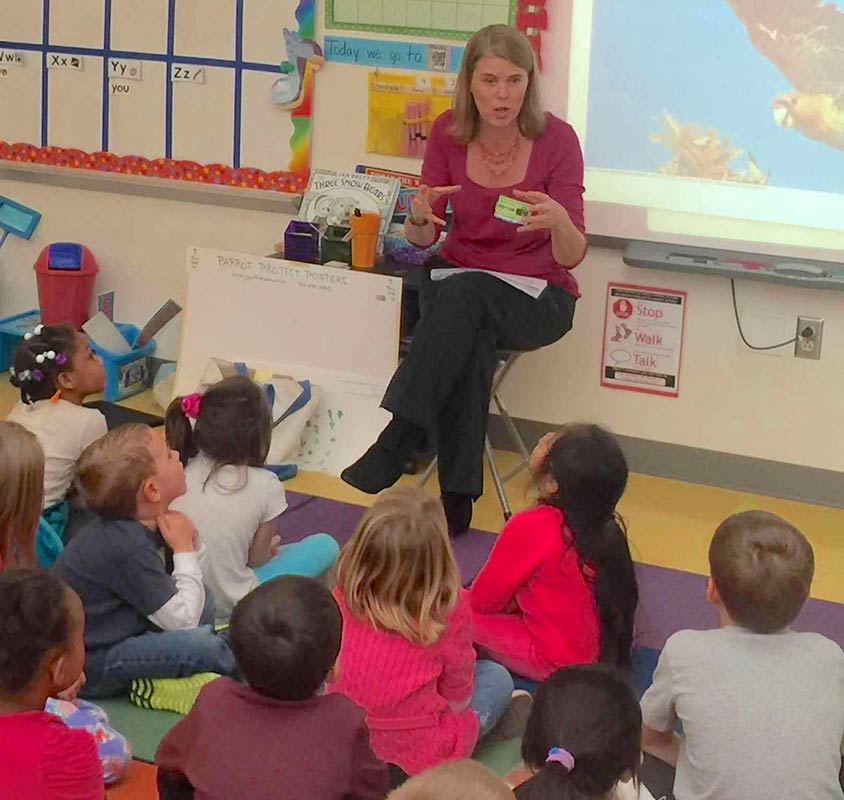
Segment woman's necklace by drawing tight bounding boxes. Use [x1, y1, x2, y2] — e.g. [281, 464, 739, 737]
[478, 134, 521, 176]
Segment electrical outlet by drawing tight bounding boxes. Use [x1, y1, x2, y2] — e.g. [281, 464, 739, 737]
[795, 316, 823, 360]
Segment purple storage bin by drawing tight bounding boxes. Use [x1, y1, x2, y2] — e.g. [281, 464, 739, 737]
[284, 220, 320, 264]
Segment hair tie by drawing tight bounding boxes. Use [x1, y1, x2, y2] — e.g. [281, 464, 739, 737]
[181, 393, 203, 419]
[23, 323, 44, 341]
[546, 747, 575, 772]
[55, 352, 68, 366]
[31, 369, 44, 383]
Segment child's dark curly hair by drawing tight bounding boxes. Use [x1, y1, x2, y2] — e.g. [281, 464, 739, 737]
[0, 569, 75, 695]
[9, 324, 79, 404]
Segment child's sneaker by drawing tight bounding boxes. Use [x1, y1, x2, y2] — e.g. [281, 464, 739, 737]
[483, 690, 533, 743]
[129, 673, 220, 715]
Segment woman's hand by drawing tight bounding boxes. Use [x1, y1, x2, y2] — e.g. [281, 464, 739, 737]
[409, 184, 462, 227]
[512, 189, 571, 233]
[512, 189, 587, 267]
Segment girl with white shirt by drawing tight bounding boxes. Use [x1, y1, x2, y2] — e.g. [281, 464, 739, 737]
[167, 375, 339, 624]
[7, 323, 107, 565]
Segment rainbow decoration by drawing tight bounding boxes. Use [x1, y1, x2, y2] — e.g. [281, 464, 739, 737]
[286, 0, 318, 184]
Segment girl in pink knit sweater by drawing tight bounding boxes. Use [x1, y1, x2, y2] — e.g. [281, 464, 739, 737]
[327, 486, 529, 775]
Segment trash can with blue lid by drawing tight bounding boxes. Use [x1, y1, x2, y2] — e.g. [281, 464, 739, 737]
[34, 243, 99, 329]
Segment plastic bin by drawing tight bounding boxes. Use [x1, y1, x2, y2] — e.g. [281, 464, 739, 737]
[34, 243, 99, 329]
[90, 323, 156, 401]
[320, 225, 352, 264]
[283, 220, 320, 264]
[0, 309, 41, 372]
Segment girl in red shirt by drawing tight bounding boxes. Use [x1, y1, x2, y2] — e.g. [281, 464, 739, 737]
[469, 424, 638, 680]
[0, 569, 103, 800]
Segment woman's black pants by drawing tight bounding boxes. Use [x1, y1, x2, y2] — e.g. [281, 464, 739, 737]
[382, 259, 577, 498]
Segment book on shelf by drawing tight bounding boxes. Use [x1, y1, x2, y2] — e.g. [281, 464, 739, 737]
[298, 169, 400, 249]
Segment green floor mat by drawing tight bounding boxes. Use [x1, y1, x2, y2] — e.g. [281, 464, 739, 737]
[473, 737, 522, 776]
[97, 694, 523, 775]
[97, 696, 183, 762]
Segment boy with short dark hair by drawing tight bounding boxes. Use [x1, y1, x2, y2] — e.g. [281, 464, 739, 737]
[53, 424, 235, 698]
[641, 510, 844, 800]
[156, 575, 390, 800]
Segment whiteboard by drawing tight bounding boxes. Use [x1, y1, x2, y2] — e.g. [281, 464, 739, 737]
[175, 247, 402, 473]
[0, 0, 319, 192]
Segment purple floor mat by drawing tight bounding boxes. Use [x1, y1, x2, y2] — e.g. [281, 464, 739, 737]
[284, 491, 496, 585]
[635, 562, 844, 649]
[284, 492, 844, 648]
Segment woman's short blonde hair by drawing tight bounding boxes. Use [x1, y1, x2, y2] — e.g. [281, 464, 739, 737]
[449, 24, 545, 144]
[388, 760, 515, 800]
[336, 486, 461, 646]
[0, 421, 45, 568]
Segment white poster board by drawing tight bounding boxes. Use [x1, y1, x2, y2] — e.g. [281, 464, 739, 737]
[600, 282, 687, 398]
[175, 246, 402, 473]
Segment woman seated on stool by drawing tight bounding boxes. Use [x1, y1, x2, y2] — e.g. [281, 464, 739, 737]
[342, 24, 587, 536]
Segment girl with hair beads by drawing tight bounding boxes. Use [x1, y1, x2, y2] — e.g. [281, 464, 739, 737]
[327, 486, 528, 776]
[0, 428, 131, 786]
[514, 665, 647, 800]
[470, 424, 638, 680]
[167, 375, 339, 624]
[7, 324, 106, 564]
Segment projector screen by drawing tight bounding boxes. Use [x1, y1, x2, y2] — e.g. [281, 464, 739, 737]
[561, 0, 844, 263]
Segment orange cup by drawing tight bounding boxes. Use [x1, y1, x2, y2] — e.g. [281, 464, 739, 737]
[350, 212, 380, 269]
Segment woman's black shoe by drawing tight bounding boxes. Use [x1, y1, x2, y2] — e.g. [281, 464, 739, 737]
[441, 492, 473, 537]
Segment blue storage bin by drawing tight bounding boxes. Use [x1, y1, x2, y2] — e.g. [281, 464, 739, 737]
[90, 323, 156, 401]
[0, 309, 41, 372]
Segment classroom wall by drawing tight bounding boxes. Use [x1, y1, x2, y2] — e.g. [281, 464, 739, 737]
[1, 3, 842, 474]
[0, 177, 286, 359]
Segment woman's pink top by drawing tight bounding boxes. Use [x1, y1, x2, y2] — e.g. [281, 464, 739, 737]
[326, 587, 479, 775]
[423, 110, 586, 295]
[469, 505, 600, 671]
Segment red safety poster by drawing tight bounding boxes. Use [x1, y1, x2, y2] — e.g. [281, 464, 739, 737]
[600, 283, 687, 398]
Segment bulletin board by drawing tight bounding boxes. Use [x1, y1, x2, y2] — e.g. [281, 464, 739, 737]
[0, 0, 322, 193]
[325, 0, 516, 41]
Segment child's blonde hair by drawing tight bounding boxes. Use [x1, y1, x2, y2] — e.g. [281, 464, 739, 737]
[0, 421, 45, 568]
[388, 760, 514, 800]
[76, 424, 155, 518]
[336, 486, 461, 646]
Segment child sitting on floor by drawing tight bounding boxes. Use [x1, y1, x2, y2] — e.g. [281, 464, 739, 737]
[388, 760, 514, 799]
[327, 485, 528, 776]
[469, 424, 639, 680]
[0, 569, 104, 800]
[641, 510, 844, 800]
[7, 324, 107, 565]
[53, 424, 236, 699]
[167, 375, 338, 624]
[513, 664, 647, 800]
[0, 420, 131, 785]
[156, 574, 390, 800]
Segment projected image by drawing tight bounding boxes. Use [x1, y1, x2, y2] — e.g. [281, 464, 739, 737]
[651, 113, 769, 184]
[584, 0, 844, 194]
[729, 0, 844, 152]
